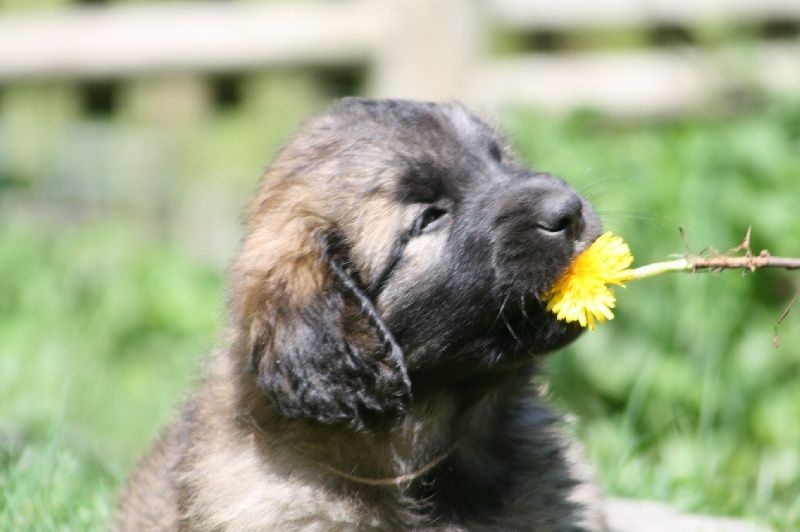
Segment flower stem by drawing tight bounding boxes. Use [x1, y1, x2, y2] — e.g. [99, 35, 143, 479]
[625, 258, 691, 280]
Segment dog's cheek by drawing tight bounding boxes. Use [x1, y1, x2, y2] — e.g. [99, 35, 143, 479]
[374, 233, 448, 318]
[493, 234, 573, 298]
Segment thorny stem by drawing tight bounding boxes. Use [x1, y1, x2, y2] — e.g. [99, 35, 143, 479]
[625, 227, 800, 280]
[622, 228, 799, 346]
[626, 253, 800, 280]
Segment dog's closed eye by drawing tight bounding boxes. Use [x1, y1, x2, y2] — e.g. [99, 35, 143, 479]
[411, 206, 449, 237]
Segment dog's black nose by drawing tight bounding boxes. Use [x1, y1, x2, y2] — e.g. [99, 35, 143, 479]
[536, 191, 584, 239]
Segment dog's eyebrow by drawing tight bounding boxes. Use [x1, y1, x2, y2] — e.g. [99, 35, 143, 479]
[394, 160, 445, 204]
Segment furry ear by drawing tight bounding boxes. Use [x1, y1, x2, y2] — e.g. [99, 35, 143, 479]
[241, 228, 411, 431]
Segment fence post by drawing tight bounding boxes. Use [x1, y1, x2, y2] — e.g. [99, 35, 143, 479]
[367, 0, 481, 101]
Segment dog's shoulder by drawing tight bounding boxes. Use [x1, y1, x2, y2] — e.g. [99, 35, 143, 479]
[163, 360, 381, 530]
[114, 419, 182, 531]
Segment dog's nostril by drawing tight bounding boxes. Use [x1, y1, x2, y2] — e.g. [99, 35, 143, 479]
[547, 213, 578, 234]
[537, 193, 584, 238]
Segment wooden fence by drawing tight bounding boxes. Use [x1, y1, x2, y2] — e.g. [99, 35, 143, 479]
[1, 0, 799, 114]
[0, 0, 798, 259]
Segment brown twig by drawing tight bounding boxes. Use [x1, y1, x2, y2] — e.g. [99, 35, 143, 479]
[664, 228, 799, 347]
[677, 226, 799, 272]
[688, 252, 800, 272]
[678, 225, 692, 254]
[774, 291, 799, 348]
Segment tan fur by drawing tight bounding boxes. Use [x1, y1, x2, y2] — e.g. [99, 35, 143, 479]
[115, 148, 455, 531]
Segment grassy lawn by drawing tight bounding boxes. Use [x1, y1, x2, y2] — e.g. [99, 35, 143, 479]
[2, 102, 799, 529]
[0, 224, 223, 529]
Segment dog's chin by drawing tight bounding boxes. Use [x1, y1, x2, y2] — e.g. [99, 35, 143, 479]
[405, 304, 584, 395]
[530, 315, 585, 353]
[502, 294, 585, 356]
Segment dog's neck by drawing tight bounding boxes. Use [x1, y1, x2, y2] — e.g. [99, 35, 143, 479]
[225, 353, 576, 528]
[241, 411, 460, 486]
[238, 384, 472, 482]
[235, 357, 536, 485]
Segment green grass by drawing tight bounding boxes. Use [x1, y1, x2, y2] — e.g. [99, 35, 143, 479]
[0, 223, 222, 529]
[2, 101, 799, 529]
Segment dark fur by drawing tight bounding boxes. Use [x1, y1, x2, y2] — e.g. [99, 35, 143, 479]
[115, 98, 606, 530]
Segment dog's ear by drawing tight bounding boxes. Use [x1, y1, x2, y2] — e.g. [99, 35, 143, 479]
[232, 215, 411, 431]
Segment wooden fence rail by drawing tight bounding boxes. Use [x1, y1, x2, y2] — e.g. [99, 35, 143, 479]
[489, 0, 800, 29]
[0, 1, 383, 79]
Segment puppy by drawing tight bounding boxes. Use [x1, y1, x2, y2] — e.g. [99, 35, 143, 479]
[115, 98, 607, 531]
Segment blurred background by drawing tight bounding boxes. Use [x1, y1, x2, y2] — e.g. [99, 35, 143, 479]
[1, 0, 798, 529]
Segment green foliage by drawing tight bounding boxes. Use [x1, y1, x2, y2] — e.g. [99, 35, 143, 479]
[1, 101, 798, 529]
[0, 223, 222, 529]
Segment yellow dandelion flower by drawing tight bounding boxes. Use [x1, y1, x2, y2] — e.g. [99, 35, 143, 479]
[544, 232, 635, 330]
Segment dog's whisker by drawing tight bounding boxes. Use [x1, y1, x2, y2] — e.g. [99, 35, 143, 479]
[490, 294, 510, 333]
[596, 209, 660, 223]
[576, 176, 629, 198]
[500, 307, 525, 349]
[519, 295, 535, 326]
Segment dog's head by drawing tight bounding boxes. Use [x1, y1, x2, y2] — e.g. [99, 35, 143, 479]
[229, 99, 601, 430]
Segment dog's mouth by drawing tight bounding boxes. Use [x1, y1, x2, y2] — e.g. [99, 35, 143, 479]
[509, 289, 585, 347]
[494, 238, 602, 355]
[538, 244, 592, 301]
